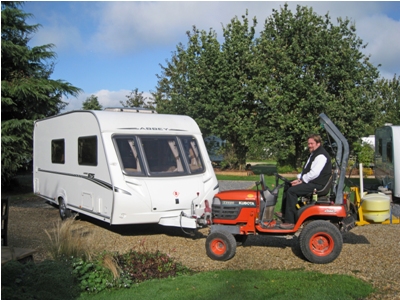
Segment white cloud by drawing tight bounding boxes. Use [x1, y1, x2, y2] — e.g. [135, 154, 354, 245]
[88, 1, 398, 78]
[89, 2, 276, 53]
[32, 25, 84, 54]
[27, 3, 86, 54]
[356, 14, 400, 76]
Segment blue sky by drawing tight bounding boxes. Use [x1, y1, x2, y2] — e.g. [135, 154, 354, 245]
[24, 1, 400, 112]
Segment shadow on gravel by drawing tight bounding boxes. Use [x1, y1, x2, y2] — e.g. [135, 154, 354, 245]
[342, 232, 370, 244]
[242, 235, 305, 260]
[77, 213, 206, 239]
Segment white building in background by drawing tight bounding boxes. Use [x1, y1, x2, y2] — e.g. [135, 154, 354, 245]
[361, 135, 375, 149]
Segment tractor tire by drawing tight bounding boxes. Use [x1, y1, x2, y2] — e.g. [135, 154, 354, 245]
[206, 231, 237, 261]
[299, 220, 343, 264]
[59, 198, 75, 220]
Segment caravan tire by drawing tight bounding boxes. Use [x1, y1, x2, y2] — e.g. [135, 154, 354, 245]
[59, 198, 74, 220]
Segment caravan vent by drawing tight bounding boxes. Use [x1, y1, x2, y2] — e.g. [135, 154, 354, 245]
[104, 107, 157, 114]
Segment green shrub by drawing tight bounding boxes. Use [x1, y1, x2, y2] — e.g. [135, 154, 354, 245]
[277, 164, 297, 174]
[71, 253, 132, 294]
[1, 260, 80, 300]
[71, 247, 193, 294]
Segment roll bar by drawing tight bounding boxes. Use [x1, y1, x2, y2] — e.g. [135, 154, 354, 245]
[319, 113, 349, 204]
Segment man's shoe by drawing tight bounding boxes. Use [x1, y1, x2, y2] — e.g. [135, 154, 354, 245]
[275, 212, 284, 218]
[279, 223, 295, 229]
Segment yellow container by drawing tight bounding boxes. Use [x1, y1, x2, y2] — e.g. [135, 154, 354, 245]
[361, 193, 390, 211]
[362, 210, 390, 222]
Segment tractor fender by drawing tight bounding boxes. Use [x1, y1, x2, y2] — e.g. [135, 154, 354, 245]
[297, 205, 347, 224]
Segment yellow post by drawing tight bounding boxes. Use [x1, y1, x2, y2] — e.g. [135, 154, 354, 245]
[351, 186, 370, 226]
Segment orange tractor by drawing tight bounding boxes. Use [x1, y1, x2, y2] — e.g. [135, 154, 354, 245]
[204, 113, 357, 264]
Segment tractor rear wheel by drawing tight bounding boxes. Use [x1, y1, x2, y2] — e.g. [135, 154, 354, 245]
[299, 220, 343, 264]
[206, 231, 237, 261]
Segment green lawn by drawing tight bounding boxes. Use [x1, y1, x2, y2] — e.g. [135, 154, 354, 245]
[78, 269, 374, 300]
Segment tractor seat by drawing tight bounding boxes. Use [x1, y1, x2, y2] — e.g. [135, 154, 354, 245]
[305, 175, 334, 201]
[259, 186, 280, 222]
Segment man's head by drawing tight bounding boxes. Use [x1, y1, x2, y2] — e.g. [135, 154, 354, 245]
[307, 134, 322, 153]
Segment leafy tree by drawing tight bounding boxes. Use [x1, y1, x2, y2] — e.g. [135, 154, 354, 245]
[82, 95, 103, 110]
[120, 88, 155, 109]
[1, 2, 81, 186]
[255, 4, 380, 168]
[156, 25, 223, 137]
[216, 13, 259, 169]
[157, 14, 259, 169]
[374, 74, 400, 126]
[156, 4, 382, 170]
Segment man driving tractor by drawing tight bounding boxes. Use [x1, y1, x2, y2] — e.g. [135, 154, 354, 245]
[278, 134, 332, 229]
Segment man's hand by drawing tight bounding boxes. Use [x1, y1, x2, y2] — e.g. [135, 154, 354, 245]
[291, 178, 302, 186]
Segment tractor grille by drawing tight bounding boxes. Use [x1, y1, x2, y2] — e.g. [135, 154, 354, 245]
[212, 203, 241, 220]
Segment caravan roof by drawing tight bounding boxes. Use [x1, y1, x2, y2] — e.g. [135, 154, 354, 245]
[37, 110, 202, 134]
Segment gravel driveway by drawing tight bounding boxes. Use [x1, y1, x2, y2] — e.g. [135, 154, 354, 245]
[4, 182, 400, 299]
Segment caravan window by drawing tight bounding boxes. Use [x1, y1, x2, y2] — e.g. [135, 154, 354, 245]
[378, 138, 383, 157]
[140, 136, 185, 175]
[113, 137, 144, 175]
[180, 136, 204, 174]
[113, 135, 205, 177]
[387, 141, 392, 163]
[51, 139, 65, 164]
[78, 136, 97, 166]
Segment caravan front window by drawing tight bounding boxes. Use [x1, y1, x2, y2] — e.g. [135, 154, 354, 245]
[180, 136, 204, 174]
[140, 137, 185, 175]
[113, 135, 205, 177]
[113, 137, 144, 175]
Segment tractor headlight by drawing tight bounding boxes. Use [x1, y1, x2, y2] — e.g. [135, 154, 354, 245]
[212, 197, 221, 206]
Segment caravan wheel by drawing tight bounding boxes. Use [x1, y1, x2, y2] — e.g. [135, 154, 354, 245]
[59, 198, 74, 220]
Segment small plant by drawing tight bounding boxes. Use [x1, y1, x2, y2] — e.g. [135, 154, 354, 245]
[116, 248, 194, 283]
[44, 218, 94, 261]
[71, 254, 132, 294]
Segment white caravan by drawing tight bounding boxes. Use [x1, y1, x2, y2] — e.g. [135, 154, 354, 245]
[374, 125, 400, 202]
[33, 109, 219, 229]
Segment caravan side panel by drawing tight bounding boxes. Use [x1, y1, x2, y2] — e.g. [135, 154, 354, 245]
[33, 112, 114, 221]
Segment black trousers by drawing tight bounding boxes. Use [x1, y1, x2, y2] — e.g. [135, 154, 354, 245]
[281, 181, 323, 224]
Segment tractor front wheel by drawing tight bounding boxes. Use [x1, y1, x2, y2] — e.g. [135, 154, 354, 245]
[299, 220, 343, 264]
[206, 231, 237, 261]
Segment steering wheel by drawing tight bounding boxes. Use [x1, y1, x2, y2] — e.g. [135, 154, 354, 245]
[275, 173, 292, 184]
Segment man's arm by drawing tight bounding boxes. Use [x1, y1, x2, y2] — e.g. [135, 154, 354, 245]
[301, 154, 327, 183]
